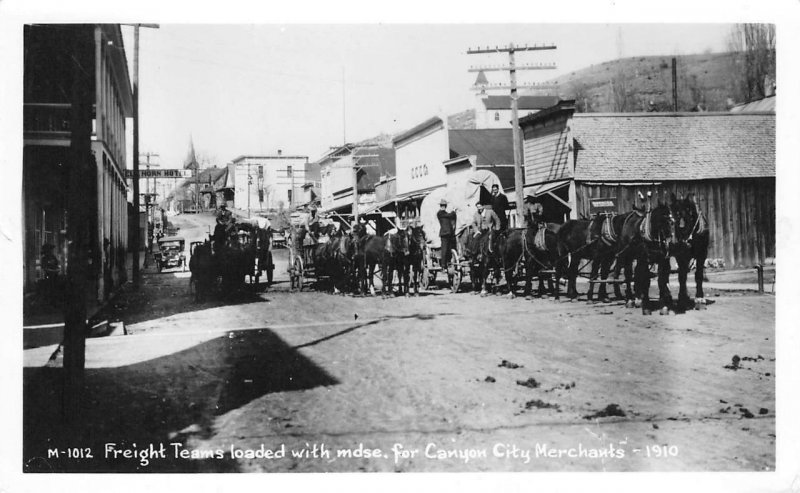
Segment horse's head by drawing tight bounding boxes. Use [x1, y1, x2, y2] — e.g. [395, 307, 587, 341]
[407, 224, 426, 256]
[670, 193, 701, 243]
[385, 229, 409, 256]
[650, 202, 676, 246]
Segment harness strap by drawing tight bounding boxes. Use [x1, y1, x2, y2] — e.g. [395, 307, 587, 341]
[601, 215, 617, 245]
[640, 211, 653, 242]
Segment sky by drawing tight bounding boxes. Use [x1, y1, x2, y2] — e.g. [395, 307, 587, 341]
[120, 23, 736, 170]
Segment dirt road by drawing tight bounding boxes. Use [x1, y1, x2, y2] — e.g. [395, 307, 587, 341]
[23, 213, 775, 473]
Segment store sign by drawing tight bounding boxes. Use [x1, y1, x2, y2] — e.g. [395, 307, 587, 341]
[125, 169, 193, 179]
[589, 197, 617, 215]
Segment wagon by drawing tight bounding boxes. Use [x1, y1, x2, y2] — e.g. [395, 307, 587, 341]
[417, 170, 505, 293]
[234, 220, 275, 286]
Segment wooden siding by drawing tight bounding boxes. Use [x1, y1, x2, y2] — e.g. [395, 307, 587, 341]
[523, 114, 572, 185]
[576, 178, 775, 269]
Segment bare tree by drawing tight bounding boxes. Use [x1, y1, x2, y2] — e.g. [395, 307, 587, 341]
[727, 24, 776, 103]
[568, 81, 593, 112]
[610, 68, 631, 112]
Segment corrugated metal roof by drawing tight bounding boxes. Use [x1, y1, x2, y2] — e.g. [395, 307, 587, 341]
[448, 129, 516, 191]
[482, 95, 560, 111]
[571, 113, 775, 181]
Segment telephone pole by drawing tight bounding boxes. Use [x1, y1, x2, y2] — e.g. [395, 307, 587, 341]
[467, 43, 557, 225]
[129, 23, 159, 288]
[140, 152, 159, 243]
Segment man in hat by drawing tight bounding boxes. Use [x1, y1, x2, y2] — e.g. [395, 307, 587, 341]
[437, 199, 457, 271]
[305, 204, 320, 241]
[214, 202, 235, 248]
[522, 194, 544, 229]
[490, 184, 510, 232]
[473, 200, 502, 253]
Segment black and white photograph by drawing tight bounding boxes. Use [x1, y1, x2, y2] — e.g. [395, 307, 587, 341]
[2, 0, 798, 490]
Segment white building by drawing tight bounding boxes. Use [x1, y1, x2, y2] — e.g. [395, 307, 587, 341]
[231, 153, 309, 213]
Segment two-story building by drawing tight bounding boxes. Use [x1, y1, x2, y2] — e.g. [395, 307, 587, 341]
[231, 152, 309, 214]
[316, 137, 395, 221]
[23, 24, 133, 302]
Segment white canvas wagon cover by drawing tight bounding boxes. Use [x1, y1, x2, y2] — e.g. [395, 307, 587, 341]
[419, 169, 502, 248]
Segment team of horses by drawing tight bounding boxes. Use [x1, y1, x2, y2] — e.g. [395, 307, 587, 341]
[209, 193, 709, 315]
[189, 222, 270, 302]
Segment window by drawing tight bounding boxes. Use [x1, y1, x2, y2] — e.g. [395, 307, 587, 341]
[494, 112, 500, 121]
[287, 165, 293, 176]
[287, 190, 293, 203]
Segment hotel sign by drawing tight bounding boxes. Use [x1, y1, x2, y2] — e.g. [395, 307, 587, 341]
[125, 169, 194, 179]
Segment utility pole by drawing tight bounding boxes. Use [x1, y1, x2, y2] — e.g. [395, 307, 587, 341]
[467, 43, 557, 225]
[140, 152, 159, 247]
[62, 26, 93, 421]
[672, 57, 678, 112]
[129, 23, 159, 288]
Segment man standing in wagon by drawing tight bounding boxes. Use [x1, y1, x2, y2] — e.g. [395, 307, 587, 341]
[437, 199, 457, 275]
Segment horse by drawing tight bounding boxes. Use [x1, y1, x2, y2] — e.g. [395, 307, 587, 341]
[403, 224, 427, 296]
[557, 212, 637, 302]
[380, 228, 409, 298]
[189, 240, 216, 302]
[527, 223, 567, 300]
[461, 227, 505, 296]
[669, 193, 710, 311]
[350, 223, 372, 295]
[616, 201, 677, 315]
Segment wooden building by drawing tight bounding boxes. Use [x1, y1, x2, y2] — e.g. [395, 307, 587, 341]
[520, 101, 775, 268]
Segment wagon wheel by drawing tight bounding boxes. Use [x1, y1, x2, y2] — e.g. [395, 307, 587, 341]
[420, 265, 430, 290]
[449, 249, 462, 293]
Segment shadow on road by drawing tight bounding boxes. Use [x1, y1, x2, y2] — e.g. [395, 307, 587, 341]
[23, 328, 338, 473]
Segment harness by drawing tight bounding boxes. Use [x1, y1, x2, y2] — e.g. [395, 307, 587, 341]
[534, 224, 547, 251]
[600, 215, 617, 246]
[687, 204, 708, 242]
[639, 211, 653, 242]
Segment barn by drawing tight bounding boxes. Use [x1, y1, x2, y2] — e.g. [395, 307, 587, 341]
[519, 100, 775, 269]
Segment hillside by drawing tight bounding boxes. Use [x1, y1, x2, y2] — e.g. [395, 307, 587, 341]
[547, 52, 746, 112]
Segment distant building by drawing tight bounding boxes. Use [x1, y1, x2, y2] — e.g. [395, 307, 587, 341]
[475, 94, 560, 129]
[230, 152, 309, 213]
[315, 141, 394, 218]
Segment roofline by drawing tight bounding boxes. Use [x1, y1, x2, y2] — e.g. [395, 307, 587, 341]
[313, 143, 356, 166]
[392, 116, 444, 146]
[572, 111, 775, 118]
[102, 25, 134, 117]
[231, 154, 310, 163]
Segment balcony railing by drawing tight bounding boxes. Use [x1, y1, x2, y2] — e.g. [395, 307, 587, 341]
[23, 103, 72, 135]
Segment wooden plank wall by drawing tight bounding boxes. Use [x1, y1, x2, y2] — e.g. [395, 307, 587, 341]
[576, 178, 775, 269]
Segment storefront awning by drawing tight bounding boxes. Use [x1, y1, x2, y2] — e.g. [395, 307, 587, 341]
[395, 184, 445, 203]
[524, 179, 571, 197]
[361, 197, 396, 216]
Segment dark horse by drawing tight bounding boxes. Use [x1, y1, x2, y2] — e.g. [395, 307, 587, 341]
[503, 221, 567, 300]
[403, 224, 427, 296]
[669, 193, 710, 311]
[461, 227, 505, 296]
[616, 201, 676, 315]
[189, 240, 216, 302]
[557, 212, 638, 302]
[363, 227, 409, 297]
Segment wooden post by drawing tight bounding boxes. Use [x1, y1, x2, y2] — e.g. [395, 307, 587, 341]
[63, 27, 93, 421]
[132, 25, 141, 286]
